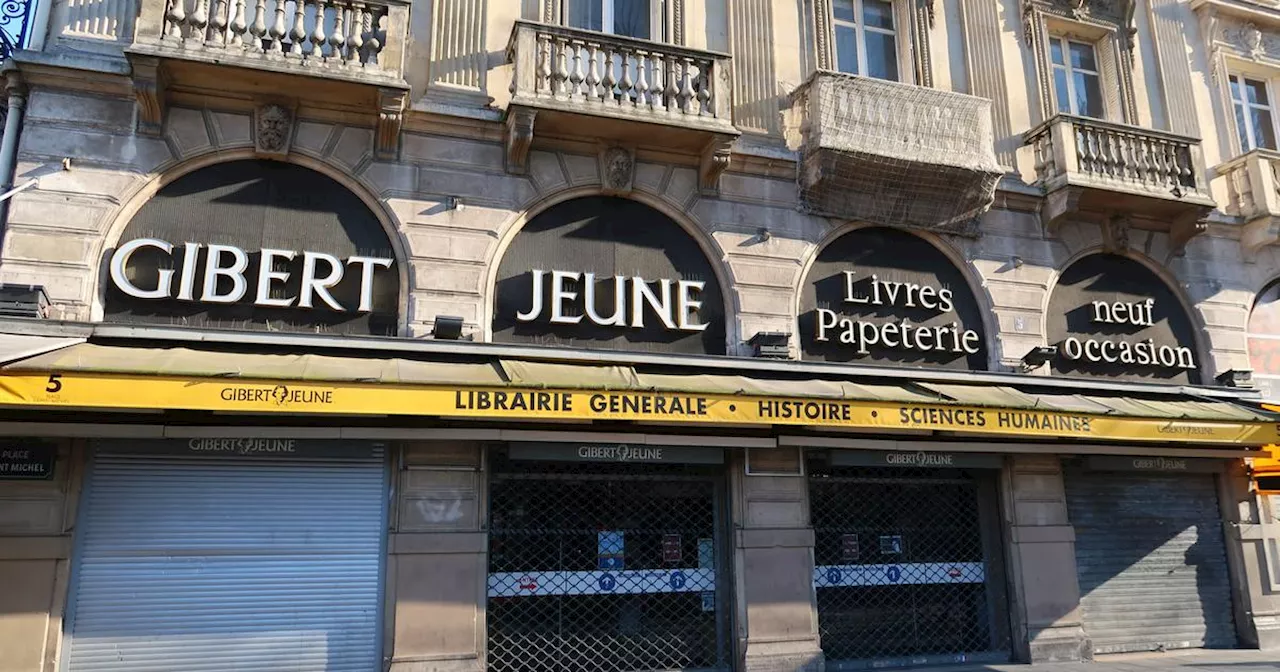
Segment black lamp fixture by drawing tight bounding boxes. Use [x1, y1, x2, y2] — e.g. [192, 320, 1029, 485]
[432, 315, 465, 340]
[1215, 369, 1253, 388]
[1020, 345, 1057, 371]
[748, 331, 791, 359]
[0, 284, 49, 319]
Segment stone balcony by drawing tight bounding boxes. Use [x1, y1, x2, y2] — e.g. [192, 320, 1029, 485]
[1219, 149, 1280, 260]
[504, 20, 739, 193]
[1024, 114, 1215, 253]
[124, 0, 409, 156]
[785, 71, 1003, 234]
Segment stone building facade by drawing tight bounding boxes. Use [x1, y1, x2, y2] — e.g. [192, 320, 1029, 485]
[3, 0, 1280, 671]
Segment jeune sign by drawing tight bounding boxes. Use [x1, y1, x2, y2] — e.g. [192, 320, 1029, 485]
[493, 196, 726, 355]
[1047, 254, 1200, 383]
[103, 160, 399, 335]
[799, 227, 987, 370]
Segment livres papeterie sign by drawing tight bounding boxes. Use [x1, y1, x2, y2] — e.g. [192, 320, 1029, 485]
[800, 227, 987, 370]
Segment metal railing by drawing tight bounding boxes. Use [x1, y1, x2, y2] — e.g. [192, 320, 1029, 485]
[0, 0, 38, 59]
[1025, 114, 1207, 198]
[506, 20, 734, 130]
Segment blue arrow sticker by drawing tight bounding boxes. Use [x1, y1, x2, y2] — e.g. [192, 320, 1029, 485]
[886, 565, 902, 583]
[670, 571, 686, 590]
[599, 573, 617, 592]
[826, 567, 842, 585]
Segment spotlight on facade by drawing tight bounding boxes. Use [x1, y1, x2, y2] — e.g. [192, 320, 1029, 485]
[1020, 345, 1057, 371]
[1215, 369, 1253, 388]
[0, 284, 50, 318]
[432, 315, 465, 340]
[747, 331, 791, 359]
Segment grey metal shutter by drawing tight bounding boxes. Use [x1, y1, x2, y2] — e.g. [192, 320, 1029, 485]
[1064, 470, 1235, 655]
[64, 448, 387, 672]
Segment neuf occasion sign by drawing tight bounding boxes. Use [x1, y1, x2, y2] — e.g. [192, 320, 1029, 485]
[0, 372, 1276, 445]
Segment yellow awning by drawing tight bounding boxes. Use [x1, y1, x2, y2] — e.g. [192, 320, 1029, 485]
[1, 342, 1277, 447]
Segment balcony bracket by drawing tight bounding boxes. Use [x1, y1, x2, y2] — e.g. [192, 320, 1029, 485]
[505, 107, 537, 176]
[128, 54, 166, 137]
[699, 136, 734, 196]
[1242, 217, 1280, 262]
[1040, 186, 1084, 238]
[1169, 210, 1211, 256]
[375, 88, 407, 161]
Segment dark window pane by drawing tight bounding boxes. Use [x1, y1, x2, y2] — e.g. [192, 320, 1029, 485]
[1236, 102, 1252, 152]
[613, 0, 650, 38]
[1254, 107, 1277, 150]
[1069, 41, 1097, 71]
[863, 0, 894, 29]
[1050, 39, 1065, 66]
[1053, 69, 1071, 114]
[1075, 71, 1103, 117]
[833, 0, 855, 22]
[835, 25, 859, 74]
[569, 0, 603, 31]
[1247, 79, 1270, 106]
[865, 31, 898, 80]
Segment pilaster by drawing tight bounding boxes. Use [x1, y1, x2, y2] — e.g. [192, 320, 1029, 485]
[1003, 455, 1091, 663]
[731, 449, 824, 672]
[960, 0, 1016, 169]
[387, 441, 487, 672]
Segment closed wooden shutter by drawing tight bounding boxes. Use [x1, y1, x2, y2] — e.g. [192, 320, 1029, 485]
[64, 447, 387, 672]
[1065, 470, 1236, 655]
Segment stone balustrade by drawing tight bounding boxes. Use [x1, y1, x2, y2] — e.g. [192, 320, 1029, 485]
[785, 70, 1003, 233]
[1023, 114, 1214, 250]
[1026, 114, 1208, 199]
[507, 21, 733, 129]
[1219, 149, 1280, 259]
[503, 20, 738, 192]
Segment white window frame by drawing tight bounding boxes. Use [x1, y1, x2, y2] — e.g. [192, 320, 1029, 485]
[1230, 73, 1279, 153]
[1049, 35, 1103, 118]
[831, 0, 900, 81]
[566, 0, 668, 41]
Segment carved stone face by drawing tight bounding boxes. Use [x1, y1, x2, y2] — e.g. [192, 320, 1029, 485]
[257, 104, 291, 152]
[603, 147, 633, 191]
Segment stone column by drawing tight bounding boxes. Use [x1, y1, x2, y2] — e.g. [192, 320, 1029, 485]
[1220, 460, 1280, 649]
[1003, 455, 1091, 662]
[388, 441, 487, 672]
[732, 448, 823, 672]
[0, 439, 79, 672]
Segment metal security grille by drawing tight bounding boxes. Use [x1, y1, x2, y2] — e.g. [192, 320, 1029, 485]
[809, 460, 1010, 668]
[487, 449, 730, 672]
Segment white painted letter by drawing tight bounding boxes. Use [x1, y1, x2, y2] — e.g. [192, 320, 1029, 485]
[110, 238, 175, 300]
[255, 248, 297, 308]
[201, 244, 250, 304]
[176, 242, 201, 301]
[677, 280, 708, 331]
[347, 256, 393, 312]
[550, 270, 582, 324]
[632, 278, 676, 329]
[584, 273, 627, 327]
[299, 251, 345, 311]
[516, 270, 547, 322]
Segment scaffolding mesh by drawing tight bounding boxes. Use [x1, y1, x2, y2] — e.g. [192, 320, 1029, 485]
[808, 460, 1011, 668]
[788, 72, 1004, 236]
[486, 450, 731, 672]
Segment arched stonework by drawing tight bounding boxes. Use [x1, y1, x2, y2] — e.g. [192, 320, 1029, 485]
[102, 159, 401, 336]
[797, 226, 989, 371]
[1249, 277, 1280, 399]
[1046, 253, 1202, 384]
[491, 195, 728, 355]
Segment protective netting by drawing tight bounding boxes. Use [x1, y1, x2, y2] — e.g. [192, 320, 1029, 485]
[788, 72, 1004, 236]
[487, 450, 730, 672]
[808, 460, 1011, 667]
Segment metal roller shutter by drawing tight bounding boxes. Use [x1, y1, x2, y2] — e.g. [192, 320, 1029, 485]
[1065, 470, 1235, 655]
[64, 448, 387, 672]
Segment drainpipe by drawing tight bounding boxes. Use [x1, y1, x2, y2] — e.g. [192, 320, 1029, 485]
[0, 63, 26, 253]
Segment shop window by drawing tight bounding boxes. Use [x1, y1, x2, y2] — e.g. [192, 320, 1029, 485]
[1229, 74, 1278, 153]
[1050, 37, 1103, 118]
[831, 0, 899, 81]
